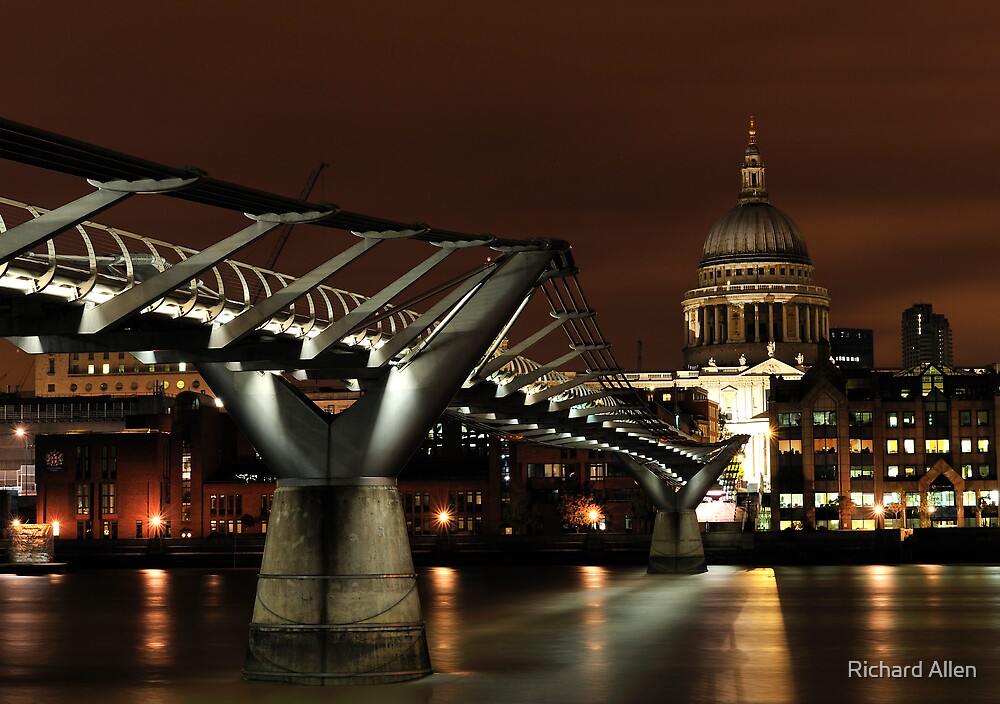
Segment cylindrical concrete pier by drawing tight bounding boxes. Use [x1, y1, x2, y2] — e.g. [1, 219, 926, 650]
[647, 508, 707, 574]
[243, 479, 432, 685]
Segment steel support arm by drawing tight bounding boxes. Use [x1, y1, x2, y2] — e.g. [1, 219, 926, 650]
[324, 250, 554, 478]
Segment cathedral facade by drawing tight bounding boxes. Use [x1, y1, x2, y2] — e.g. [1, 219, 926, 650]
[682, 121, 831, 369]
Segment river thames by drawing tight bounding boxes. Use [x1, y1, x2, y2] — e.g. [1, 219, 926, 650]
[1, 564, 998, 704]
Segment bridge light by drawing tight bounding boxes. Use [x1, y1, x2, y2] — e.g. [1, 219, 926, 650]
[437, 510, 451, 526]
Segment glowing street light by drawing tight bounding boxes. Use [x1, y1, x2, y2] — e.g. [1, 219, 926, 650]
[436, 510, 451, 527]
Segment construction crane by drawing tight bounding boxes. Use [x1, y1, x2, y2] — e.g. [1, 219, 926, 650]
[264, 160, 329, 271]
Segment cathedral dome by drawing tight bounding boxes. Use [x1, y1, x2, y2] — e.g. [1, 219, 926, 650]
[699, 117, 811, 268]
[700, 201, 811, 267]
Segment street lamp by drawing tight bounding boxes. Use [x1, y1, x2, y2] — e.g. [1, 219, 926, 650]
[873, 504, 884, 530]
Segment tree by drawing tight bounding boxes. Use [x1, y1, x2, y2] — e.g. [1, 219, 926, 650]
[836, 495, 856, 529]
[884, 502, 904, 529]
[501, 483, 538, 534]
[558, 492, 605, 533]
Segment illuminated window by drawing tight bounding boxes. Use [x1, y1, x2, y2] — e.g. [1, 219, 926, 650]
[851, 492, 875, 507]
[849, 438, 873, 453]
[76, 483, 91, 515]
[978, 438, 990, 453]
[886, 413, 898, 428]
[778, 413, 801, 427]
[961, 438, 973, 453]
[814, 438, 837, 453]
[87, 364, 95, 374]
[778, 439, 802, 454]
[925, 439, 950, 453]
[100, 483, 116, 515]
[779, 493, 803, 508]
[886, 439, 899, 455]
[813, 411, 837, 426]
[102, 363, 110, 374]
[962, 464, 973, 479]
[903, 439, 916, 454]
[887, 465, 899, 478]
[902, 413, 916, 427]
[178, 362, 187, 372]
[177, 380, 185, 389]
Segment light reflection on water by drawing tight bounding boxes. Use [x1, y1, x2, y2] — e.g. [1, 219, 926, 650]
[1, 564, 999, 703]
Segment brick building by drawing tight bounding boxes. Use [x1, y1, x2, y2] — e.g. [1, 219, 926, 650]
[769, 358, 1000, 530]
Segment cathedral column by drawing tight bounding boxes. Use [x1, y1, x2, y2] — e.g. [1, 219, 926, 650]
[752, 303, 760, 342]
[803, 304, 811, 342]
[714, 304, 723, 345]
[767, 303, 774, 342]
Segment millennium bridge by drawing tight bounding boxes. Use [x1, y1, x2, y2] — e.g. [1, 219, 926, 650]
[0, 118, 746, 684]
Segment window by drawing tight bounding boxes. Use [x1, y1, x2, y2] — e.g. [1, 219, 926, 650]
[961, 438, 973, 453]
[87, 364, 95, 374]
[903, 439, 916, 454]
[779, 493, 804, 509]
[527, 463, 566, 478]
[101, 446, 117, 480]
[977, 411, 990, 426]
[588, 463, 606, 480]
[886, 439, 899, 455]
[980, 465, 992, 479]
[814, 492, 839, 507]
[136, 520, 143, 539]
[102, 363, 110, 374]
[887, 465, 900, 478]
[904, 465, 917, 478]
[814, 437, 837, 453]
[778, 439, 802, 454]
[978, 438, 990, 453]
[778, 412, 801, 428]
[47, 384, 55, 393]
[962, 464, 974, 479]
[886, 413, 899, 428]
[851, 492, 875, 507]
[960, 410, 972, 427]
[925, 439, 950, 453]
[902, 412, 916, 427]
[76, 483, 91, 515]
[849, 439, 873, 454]
[813, 411, 837, 426]
[883, 492, 902, 506]
[815, 465, 838, 480]
[100, 483, 116, 515]
[850, 465, 874, 479]
[76, 446, 91, 479]
[850, 412, 873, 427]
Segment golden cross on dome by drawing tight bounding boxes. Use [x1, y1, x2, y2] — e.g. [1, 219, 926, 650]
[748, 116, 756, 143]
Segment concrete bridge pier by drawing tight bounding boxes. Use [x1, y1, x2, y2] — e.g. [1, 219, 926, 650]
[620, 435, 748, 574]
[243, 479, 430, 685]
[198, 249, 555, 685]
[648, 508, 708, 573]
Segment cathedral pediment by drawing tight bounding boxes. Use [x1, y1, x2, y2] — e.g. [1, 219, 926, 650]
[742, 358, 803, 377]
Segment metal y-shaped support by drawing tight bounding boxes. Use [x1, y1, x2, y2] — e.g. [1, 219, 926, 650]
[620, 435, 747, 574]
[197, 249, 554, 685]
